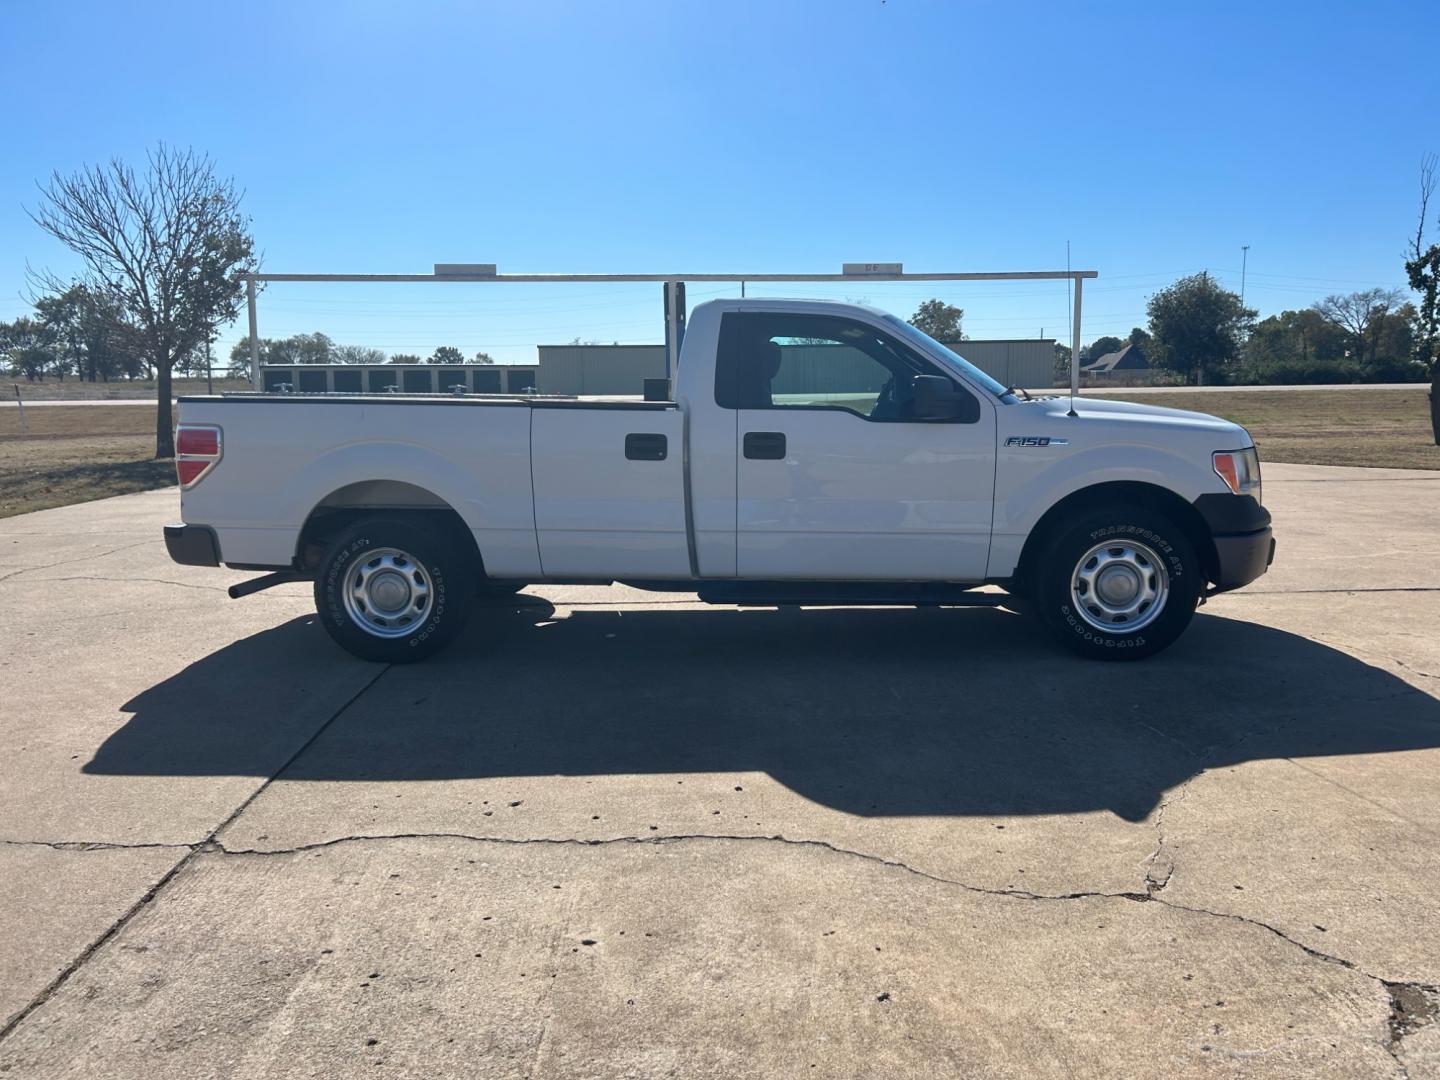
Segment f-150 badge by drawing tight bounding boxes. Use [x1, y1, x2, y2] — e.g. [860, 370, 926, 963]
[1005, 436, 1069, 447]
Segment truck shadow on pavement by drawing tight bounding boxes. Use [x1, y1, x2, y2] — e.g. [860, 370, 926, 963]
[88, 600, 1440, 822]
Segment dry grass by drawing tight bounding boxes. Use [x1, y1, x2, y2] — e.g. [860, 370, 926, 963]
[0, 405, 170, 518]
[1092, 388, 1440, 470]
[1, 389, 1437, 520]
[8, 378, 250, 401]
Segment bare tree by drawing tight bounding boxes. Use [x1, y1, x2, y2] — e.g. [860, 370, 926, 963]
[29, 145, 257, 457]
[1405, 153, 1440, 443]
[333, 344, 388, 365]
[1311, 288, 1407, 368]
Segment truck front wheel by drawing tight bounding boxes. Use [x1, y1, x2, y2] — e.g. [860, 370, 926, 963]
[1033, 506, 1201, 660]
[314, 516, 475, 663]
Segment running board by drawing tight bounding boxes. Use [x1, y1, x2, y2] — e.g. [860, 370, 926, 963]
[694, 582, 1008, 608]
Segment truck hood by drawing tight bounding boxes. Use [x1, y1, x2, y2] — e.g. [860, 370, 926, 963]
[1025, 393, 1249, 442]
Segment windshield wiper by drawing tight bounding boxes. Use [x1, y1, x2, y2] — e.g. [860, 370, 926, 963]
[1003, 385, 1034, 401]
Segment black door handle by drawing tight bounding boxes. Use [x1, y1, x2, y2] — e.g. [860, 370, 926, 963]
[624, 433, 668, 460]
[743, 431, 786, 460]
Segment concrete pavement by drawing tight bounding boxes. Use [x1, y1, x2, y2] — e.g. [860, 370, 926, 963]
[1, 466, 1438, 1077]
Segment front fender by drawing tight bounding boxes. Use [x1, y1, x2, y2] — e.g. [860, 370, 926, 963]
[987, 441, 1226, 578]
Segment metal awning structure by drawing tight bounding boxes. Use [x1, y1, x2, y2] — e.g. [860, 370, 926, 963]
[241, 263, 1099, 403]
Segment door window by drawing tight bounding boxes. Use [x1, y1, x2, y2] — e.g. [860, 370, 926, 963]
[715, 312, 970, 421]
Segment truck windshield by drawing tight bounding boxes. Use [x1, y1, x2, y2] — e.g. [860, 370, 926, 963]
[880, 314, 1015, 401]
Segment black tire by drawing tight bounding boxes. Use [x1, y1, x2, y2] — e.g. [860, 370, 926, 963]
[314, 516, 476, 663]
[1032, 505, 1201, 661]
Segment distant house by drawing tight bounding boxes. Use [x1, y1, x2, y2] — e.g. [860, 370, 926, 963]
[1083, 343, 1150, 374]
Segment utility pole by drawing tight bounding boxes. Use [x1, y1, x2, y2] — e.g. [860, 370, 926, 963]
[1240, 245, 1250, 309]
[206, 332, 213, 395]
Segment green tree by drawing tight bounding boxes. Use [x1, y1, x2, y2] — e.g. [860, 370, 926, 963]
[1127, 327, 1152, 350]
[908, 299, 965, 341]
[71, 287, 145, 381]
[33, 286, 94, 380]
[1404, 154, 1440, 442]
[429, 345, 465, 365]
[1146, 272, 1255, 386]
[228, 338, 261, 377]
[227, 332, 336, 376]
[1052, 343, 1072, 385]
[280, 332, 333, 365]
[390, 353, 423, 365]
[30, 145, 257, 457]
[473, 351, 494, 364]
[0, 317, 56, 380]
[1244, 309, 1349, 379]
[1082, 335, 1125, 363]
[1372, 304, 1419, 376]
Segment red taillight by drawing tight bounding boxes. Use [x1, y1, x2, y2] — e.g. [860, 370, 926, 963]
[177, 427, 219, 456]
[175, 424, 222, 489]
[176, 459, 210, 486]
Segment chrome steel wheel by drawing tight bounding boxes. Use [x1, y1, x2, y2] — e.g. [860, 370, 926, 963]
[1069, 538, 1169, 633]
[341, 547, 432, 639]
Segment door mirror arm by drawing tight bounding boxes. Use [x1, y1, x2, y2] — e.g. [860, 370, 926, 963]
[909, 375, 979, 422]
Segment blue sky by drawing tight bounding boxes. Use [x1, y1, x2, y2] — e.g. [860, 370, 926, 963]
[2, 0, 1435, 365]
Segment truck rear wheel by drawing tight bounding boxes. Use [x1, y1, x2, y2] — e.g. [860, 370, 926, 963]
[1033, 505, 1201, 660]
[314, 516, 475, 663]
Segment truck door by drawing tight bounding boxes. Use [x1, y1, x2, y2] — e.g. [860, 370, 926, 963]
[718, 310, 996, 581]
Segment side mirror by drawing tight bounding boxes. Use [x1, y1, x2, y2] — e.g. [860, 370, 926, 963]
[910, 375, 979, 422]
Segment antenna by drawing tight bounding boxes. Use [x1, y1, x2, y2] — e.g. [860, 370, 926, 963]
[1067, 241, 1078, 417]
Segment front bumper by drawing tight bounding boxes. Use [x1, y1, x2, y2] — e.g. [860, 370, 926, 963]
[1211, 527, 1275, 591]
[1193, 493, 1274, 592]
[164, 523, 220, 567]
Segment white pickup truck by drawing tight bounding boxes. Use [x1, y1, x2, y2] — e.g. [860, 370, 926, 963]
[165, 298, 1273, 662]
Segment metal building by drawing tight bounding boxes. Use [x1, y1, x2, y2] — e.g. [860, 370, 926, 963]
[259, 363, 538, 395]
[257, 337, 1055, 397]
[532, 340, 1055, 394]
[939, 340, 1056, 389]
[535, 345, 665, 395]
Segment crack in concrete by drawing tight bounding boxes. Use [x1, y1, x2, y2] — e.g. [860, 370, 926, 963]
[0, 838, 198, 853]
[0, 540, 155, 586]
[7, 823, 1437, 1060]
[1386, 981, 1440, 1076]
[1142, 777, 1193, 895]
[212, 825, 1440, 1061]
[0, 663, 392, 1047]
[29, 575, 237, 594]
[1313, 637, 1440, 682]
[209, 830, 1438, 993]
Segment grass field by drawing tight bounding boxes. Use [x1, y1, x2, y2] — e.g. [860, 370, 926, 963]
[1093, 387, 1440, 471]
[1, 388, 1437, 518]
[8, 377, 251, 401]
[0, 405, 168, 518]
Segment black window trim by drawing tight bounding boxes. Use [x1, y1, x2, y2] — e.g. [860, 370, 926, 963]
[714, 310, 980, 424]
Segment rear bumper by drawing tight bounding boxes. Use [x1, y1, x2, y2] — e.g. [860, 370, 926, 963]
[164, 523, 220, 567]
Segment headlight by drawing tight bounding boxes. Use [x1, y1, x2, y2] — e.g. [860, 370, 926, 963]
[1213, 447, 1261, 503]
